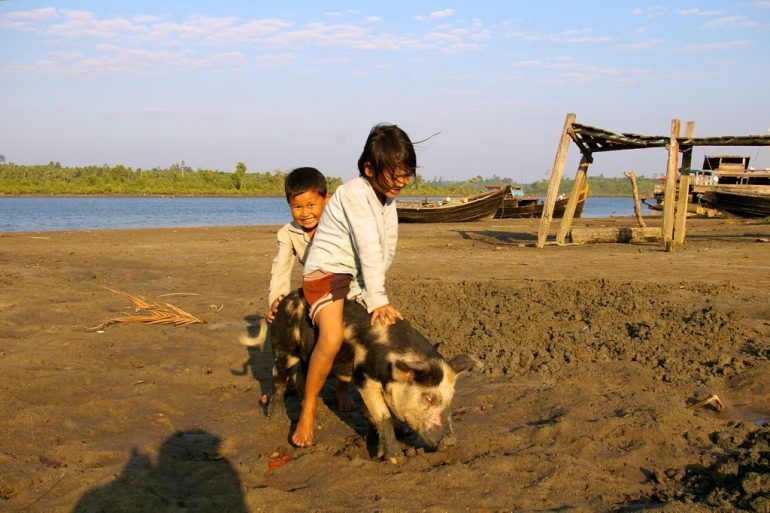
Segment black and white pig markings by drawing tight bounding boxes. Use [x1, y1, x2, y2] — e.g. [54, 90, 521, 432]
[244, 289, 481, 463]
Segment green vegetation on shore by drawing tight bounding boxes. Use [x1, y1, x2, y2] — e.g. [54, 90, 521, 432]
[0, 162, 659, 197]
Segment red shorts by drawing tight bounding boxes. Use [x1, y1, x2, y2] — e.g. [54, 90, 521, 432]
[303, 271, 353, 323]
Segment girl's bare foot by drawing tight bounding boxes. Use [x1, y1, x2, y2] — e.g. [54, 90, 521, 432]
[291, 404, 316, 447]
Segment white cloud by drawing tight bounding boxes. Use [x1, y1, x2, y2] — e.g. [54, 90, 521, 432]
[47, 9, 149, 38]
[0, 7, 490, 78]
[431, 9, 455, 19]
[254, 52, 296, 68]
[0, 6, 57, 31]
[678, 40, 751, 53]
[703, 16, 759, 29]
[2, 6, 57, 22]
[631, 6, 667, 18]
[677, 8, 722, 16]
[616, 37, 663, 51]
[552, 29, 611, 44]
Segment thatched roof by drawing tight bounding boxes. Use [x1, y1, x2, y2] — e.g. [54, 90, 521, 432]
[570, 122, 770, 154]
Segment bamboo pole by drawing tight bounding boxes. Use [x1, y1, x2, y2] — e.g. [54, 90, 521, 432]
[674, 121, 696, 246]
[537, 113, 576, 248]
[662, 119, 681, 249]
[556, 154, 591, 244]
[623, 171, 646, 228]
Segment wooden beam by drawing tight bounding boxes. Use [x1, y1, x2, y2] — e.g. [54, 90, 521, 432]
[556, 154, 591, 244]
[661, 119, 681, 248]
[537, 112, 575, 248]
[569, 226, 662, 245]
[623, 171, 647, 228]
[674, 121, 695, 247]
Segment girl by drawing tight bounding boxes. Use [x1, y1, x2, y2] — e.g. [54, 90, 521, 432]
[293, 123, 417, 447]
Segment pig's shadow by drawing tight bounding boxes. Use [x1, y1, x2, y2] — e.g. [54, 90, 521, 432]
[229, 314, 276, 400]
[233, 315, 373, 449]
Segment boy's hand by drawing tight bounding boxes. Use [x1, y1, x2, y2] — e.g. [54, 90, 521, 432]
[370, 304, 403, 326]
[266, 295, 283, 324]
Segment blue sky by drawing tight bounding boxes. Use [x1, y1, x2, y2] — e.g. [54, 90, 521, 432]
[2, 1, 769, 182]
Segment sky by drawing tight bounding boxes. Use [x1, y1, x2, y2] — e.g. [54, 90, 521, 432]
[1, 1, 769, 182]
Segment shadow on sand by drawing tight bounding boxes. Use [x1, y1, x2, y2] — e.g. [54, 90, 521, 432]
[72, 430, 247, 513]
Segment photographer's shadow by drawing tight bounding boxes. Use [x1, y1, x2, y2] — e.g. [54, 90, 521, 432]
[72, 430, 247, 513]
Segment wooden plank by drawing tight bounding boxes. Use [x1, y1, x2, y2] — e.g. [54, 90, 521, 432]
[537, 113, 575, 248]
[556, 154, 591, 244]
[662, 119, 681, 246]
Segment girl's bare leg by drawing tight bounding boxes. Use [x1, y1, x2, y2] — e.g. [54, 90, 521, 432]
[291, 299, 345, 447]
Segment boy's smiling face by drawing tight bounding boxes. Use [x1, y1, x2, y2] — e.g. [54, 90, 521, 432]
[289, 189, 326, 235]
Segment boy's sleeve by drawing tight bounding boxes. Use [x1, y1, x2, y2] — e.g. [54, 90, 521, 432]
[342, 189, 389, 312]
[267, 226, 296, 308]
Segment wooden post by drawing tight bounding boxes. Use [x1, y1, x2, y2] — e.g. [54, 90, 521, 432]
[556, 154, 591, 244]
[674, 121, 695, 246]
[623, 171, 646, 228]
[537, 112, 575, 248]
[662, 119, 681, 248]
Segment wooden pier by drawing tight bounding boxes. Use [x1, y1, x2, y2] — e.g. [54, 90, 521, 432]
[536, 114, 770, 250]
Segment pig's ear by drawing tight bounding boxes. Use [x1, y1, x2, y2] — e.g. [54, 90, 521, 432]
[392, 355, 431, 383]
[448, 354, 483, 376]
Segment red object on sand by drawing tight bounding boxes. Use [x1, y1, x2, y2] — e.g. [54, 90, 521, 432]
[267, 454, 293, 470]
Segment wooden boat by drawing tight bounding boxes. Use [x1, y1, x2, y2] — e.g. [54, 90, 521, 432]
[396, 186, 508, 223]
[690, 155, 770, 217]
[493, 183, 589, 219]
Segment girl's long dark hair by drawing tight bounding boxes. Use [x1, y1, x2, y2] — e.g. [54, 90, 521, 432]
[357, 123, 417, 190]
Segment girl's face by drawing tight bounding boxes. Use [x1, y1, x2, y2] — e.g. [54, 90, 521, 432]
[364, 164, 414, 201]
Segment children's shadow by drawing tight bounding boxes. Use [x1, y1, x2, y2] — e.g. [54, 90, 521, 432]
[72, 430, 247, 512]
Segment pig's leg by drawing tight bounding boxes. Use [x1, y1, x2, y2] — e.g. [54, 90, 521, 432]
[266, 354, 299, 419]
[358, 379, 399, 463]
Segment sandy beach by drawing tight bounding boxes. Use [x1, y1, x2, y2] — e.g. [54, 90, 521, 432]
[1, 216, 769, 512]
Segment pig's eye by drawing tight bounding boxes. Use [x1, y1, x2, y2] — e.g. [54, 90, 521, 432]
[422, 392, 438, 407]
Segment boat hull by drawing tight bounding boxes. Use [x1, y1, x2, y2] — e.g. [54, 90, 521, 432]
[714, 188, 770, 217]
[396, 187, 507, 223]
[494, 185, 588, 219]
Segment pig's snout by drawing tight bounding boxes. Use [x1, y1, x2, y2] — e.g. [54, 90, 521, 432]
[415, 418, 454, 451]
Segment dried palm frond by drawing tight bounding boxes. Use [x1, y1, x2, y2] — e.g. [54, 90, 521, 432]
[89, 287, 205, 331]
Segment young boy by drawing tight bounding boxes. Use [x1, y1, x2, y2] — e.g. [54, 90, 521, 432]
[266, 167, 328, 323]
[264, 167, 356, 413]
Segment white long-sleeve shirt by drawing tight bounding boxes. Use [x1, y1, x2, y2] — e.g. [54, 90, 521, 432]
[267, 221, 311, 307]
[303, 176, 398, 312]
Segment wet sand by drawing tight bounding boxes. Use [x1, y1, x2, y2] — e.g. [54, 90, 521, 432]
[1, 216, 769, 512]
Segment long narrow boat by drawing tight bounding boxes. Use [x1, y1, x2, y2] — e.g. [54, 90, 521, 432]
[493, 184, 589, 219]
[396, 186, 508, 223]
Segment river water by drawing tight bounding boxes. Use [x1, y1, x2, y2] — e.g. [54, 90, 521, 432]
[0, 196, 651, 232]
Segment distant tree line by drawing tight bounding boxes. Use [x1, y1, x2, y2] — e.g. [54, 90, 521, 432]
[0, 161, 342, 196]
[0, 162, 658, 197]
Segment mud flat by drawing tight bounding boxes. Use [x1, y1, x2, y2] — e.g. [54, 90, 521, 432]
[1, 217, 769, 512]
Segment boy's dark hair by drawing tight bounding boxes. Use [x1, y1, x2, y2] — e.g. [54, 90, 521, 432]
[284, 167, 327, 202]
[357, 123, 417, 188]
